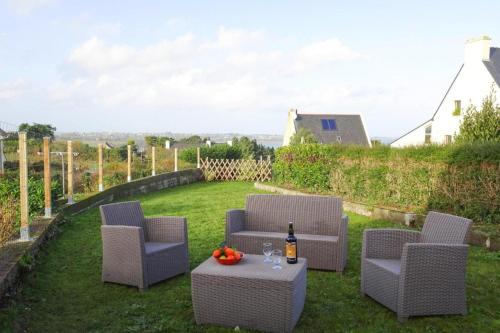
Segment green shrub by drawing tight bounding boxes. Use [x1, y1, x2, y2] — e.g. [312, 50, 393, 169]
[180, 145, 242, 163]
[455, 88, 500, 143]
[273, 143, 500, 224]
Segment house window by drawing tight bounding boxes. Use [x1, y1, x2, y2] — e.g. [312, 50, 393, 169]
[425, 125, 432, 144]
[321, 119, 337, 131]
[453, 100, 461, 116]
[444, 135, 452, 144]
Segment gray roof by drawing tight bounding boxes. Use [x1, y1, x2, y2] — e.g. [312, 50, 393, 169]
[294, 113, 370, 146]
[0, 128, 7, 139]
[484, 47, 500, 87]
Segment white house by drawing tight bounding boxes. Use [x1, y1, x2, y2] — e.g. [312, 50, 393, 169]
[391, 36, 500, 147]
[283, 109, 371, 147]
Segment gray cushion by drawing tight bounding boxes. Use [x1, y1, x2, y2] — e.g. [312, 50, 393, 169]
[365, 258, 401, 275]
[145, 242, 183, 255]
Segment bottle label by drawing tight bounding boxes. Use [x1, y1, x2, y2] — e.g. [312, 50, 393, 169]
[286, 242, 296, 259]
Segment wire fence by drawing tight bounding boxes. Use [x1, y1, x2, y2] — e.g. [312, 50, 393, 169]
[0, 137, 196, 246]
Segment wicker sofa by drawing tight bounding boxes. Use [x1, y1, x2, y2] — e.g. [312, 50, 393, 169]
[100, 201, 189, 291]
[226, 194, 348, 271]
[361, 211, 472, 322]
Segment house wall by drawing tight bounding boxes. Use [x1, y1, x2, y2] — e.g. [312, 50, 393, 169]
[431, 59, 499, 144]
[391, 120, 431, 148]
[282, 109, 297, 146]
[392, 37, 500, 147]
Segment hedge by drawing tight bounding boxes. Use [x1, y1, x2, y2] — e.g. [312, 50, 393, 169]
[180, 145, 242, 163]
[273, 143, 500, 224]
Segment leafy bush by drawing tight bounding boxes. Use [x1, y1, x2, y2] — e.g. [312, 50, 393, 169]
[455, 88, 500, 143]
[289, 128, 318, 145]
[0, 196, 17, 245]
[0, 176, 61, 218]
[273, 143, 500, 224]
[180, 144, 242, 163]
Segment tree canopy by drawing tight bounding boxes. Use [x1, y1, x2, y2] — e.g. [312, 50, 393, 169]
[18, 123, 56, 140]
[144, 136, 175, 147]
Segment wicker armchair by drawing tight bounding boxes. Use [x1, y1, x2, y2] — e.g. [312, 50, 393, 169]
[361, 211, 472, 322]
[100, 201, 189, 291]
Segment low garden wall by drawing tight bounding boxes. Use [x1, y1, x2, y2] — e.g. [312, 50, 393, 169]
[0, 169, 203, 301]
[64, 168, 203, 215]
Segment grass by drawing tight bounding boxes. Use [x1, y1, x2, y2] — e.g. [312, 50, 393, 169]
[0, 181, 499, 332]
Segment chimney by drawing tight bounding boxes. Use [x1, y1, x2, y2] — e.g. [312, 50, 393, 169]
[288, 108, 298, 120]
[464, 35, 491, 63]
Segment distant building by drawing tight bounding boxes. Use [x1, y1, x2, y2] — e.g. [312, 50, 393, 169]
[391, 36, 500, 147]
[103, 142, 114, 149]
[282, 109, 371, 147]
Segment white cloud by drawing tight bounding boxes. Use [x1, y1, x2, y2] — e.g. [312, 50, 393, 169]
[6, 0, 57, 15]
[39, 27, 375, 132]
[88, 22, 122, 36]
[0, 79, 30, 100]
[294, 38, 363, 70]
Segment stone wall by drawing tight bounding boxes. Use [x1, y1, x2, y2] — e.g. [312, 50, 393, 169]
[0, 169, 203, 301]
[64, 169, 203, 215]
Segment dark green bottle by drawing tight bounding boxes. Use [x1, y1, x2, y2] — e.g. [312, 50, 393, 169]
[286, 222, 298, 264]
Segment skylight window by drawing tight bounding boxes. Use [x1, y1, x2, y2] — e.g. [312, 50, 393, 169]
[321, 119, 337, 131]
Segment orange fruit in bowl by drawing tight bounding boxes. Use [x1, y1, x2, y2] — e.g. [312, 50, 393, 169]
[213, 249, 222, 258]
[227, 255, 235, 260]
[225, 248, 235, 256]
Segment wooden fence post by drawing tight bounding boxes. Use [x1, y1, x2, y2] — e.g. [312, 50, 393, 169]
[43, 137, 51, 217]
[197, 147, 201, 168]
[67, 141, 74, 204]
[152, 146, 156, 176]
[174, 148, 178, 172]
[0, 139, 4, 175]
[19, 132, 30, 240]
[127, 144, 132, 182]
[98, 143, 104, 192]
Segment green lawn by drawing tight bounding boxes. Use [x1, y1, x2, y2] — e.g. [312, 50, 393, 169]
[0, 182, 499, 332]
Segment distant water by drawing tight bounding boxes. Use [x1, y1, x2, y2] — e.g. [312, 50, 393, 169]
[257, 140, 282, 148]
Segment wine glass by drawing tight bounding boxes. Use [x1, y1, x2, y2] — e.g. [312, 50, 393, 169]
[263, 243, 273, 263]
[272, 249, 282, 270]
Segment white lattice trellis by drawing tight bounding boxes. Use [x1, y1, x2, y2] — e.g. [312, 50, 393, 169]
[200, 158, 272, 182]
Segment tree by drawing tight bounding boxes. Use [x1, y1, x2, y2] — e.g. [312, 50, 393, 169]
[145, 136, 175, 147]
[289, 128, 318, 145]
[455, 88, 500, 143]
[179, 135, 204, 144]
[18, 123, 56, 140]
[231, 136, 275, 160]
[144, 136, 157, 147]
[117, 140, 138, 160]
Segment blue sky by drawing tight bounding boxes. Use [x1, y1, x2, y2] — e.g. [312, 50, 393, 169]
[1, 0, 499, 137]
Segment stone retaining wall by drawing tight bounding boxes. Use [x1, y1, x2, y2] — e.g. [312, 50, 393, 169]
[0, 169, 203, 301]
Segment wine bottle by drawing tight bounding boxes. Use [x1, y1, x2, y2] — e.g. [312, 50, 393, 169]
[286, 222, 298, 264]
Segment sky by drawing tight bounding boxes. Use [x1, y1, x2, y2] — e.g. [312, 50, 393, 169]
[1, 0, 500, 137]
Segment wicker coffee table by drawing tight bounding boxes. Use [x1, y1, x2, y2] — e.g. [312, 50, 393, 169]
[191, 254, 307, 333]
